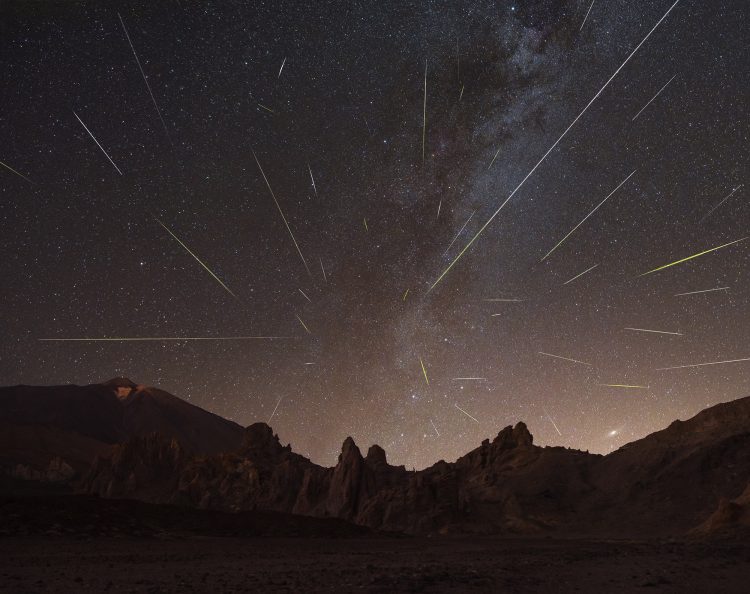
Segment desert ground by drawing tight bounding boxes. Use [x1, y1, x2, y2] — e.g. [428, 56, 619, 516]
[1, 535, 747, 593]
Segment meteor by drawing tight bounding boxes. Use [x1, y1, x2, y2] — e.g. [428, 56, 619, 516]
[278, 57, 286, 78]
[541, 405, 562, 436]
[655, 357, 750, 371]
[541, 170, 635, 262]
[0, 160, 34, 184]
[430, 419, 440, 437]
[308, 163, 317, 196]
[563, 263, 598, 285]
[363, 218, 368, 232]
[402, 289, 409, 301]
[422, 59, 427, 164]
[598, 384, 649, 389]
[118, 13, 172, 144]
[459, 84, 465, 101]
[436, 199, 442, 221]
[268, 396, 283, 424]
[483, 298, 523, 302]
[455, 403, 479, 423]
[674, 286, 729, 297]
[73, 111, 123, 175]
[298, 288, 312, 302]
[624, 327, 682, 336]
[638, 237, 748, 277]
[427, 0, 681, 293]
[258, 103, 275, 114]
[537, 351, 593, 367]
[39, 336, 289, 342]
[420, 357, 429, 385]
[452, 377, 486, 381]
[296, 314, 311, 334]
[154, 217, 238, 299]
[700, 185, 743, 222]
[488, 148, 501, 170]
[253, 151, 312, 276]
[442, 210, 476, 257]
[580, 0, 596, 31]
[631, 74, 677, 121]
[319, 258, 327, 282]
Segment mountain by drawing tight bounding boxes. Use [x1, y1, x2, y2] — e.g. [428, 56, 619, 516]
[2, 379, 749, 537]
[0, 378, 244, 481]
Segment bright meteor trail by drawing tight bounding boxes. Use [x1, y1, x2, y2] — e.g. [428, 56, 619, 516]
[537, 351, 593, 367]
[253, 151, 312, 277]
[39, 336, 289, 342]
[427, 0, 681, 293]
[72, 111, 123, 175]
[563, 264, 598, 285]
[631, 74, 677, 121]
[154, 217, 238, 299]
[624, 327, 683, 336]
[638, 237, 748, 277]
[455, 403, 479, 423]
[0, 160, 34, 184]
[118, 13, 172, 144]
[420, 357, 429, 385]
[541, 170, 635, 262]
[656, 357, 750, 371]
[674, 286, 729, 296]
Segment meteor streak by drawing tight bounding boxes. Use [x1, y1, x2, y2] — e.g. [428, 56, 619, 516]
[73, 111, 123, 175]
[580, 0, 596, 31]
[483, 298, 523, 302]
[268, 396, 283, 423]
[700, 185, 743, 221]
[428, 0, 681, 292]
[253, 151, 311, 276]
[631, 74, 677, 121]
[420, 357, 429, 385]
[258, 103, 275, 114]
[442, 210, 475, 257]
[537, 351, 593, 367]
[624, 327, 683, 336]
[118, 13, 172, 144]
[656, 357, 750, 371]
[0, 160, 34, 184]
[422, 59, 427, 164]
[296, 314, 311, 334]
[541, 406, 562, 436]
[430, 419, 440, 437]
[638, 237, 748, 277]
[436, 199, 442, 221]
[488, 148, 501, 170]
[563, 263, 598, 285]
[154, 217, 238, 299]
[452, 377, 486, 381]
[541, 170, 635, 262]
[674, 286, 729, 297]
[308, 163, 317, 196]
[39, 336, 289, 342]
[363, 218, 368, 232]
[278, 57, 286, 78]
[319, 258, 327, 282]
[455, 403, 479, 423]
[598, 384, 649, 389]
[402, 289, 409, 301]
[298, 288, 312, 302]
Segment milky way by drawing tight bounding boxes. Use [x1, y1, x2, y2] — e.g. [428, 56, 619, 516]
[1, 0, 748, 469]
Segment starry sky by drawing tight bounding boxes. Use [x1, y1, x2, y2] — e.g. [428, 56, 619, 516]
[1, 0, 748, 469]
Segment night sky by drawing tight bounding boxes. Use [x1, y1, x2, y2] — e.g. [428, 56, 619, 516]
[1, 0, 748, 469]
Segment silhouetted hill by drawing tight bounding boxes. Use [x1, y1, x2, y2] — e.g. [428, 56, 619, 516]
[2, 380, 749, 537]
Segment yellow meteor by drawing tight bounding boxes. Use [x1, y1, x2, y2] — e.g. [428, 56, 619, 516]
[638, 237, 748, 276]
[154, 217, 238, 299]
[296, 314, 311, 334]
[363, 218, 368, 232]
[39, 336, 289, 342]
[0, 160, 34, 184]
[402, 289, 409, 301]
[420, 357, 429, 385]
[253, 151, 312, 277]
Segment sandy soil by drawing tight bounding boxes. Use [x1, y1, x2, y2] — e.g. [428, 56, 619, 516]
[0, 536, 747, 593]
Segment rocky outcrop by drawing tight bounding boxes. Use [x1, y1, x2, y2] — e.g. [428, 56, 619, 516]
[693, 482, 750, 535]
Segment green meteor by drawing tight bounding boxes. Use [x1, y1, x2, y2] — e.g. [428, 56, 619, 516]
[638, 237, 747, 277]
